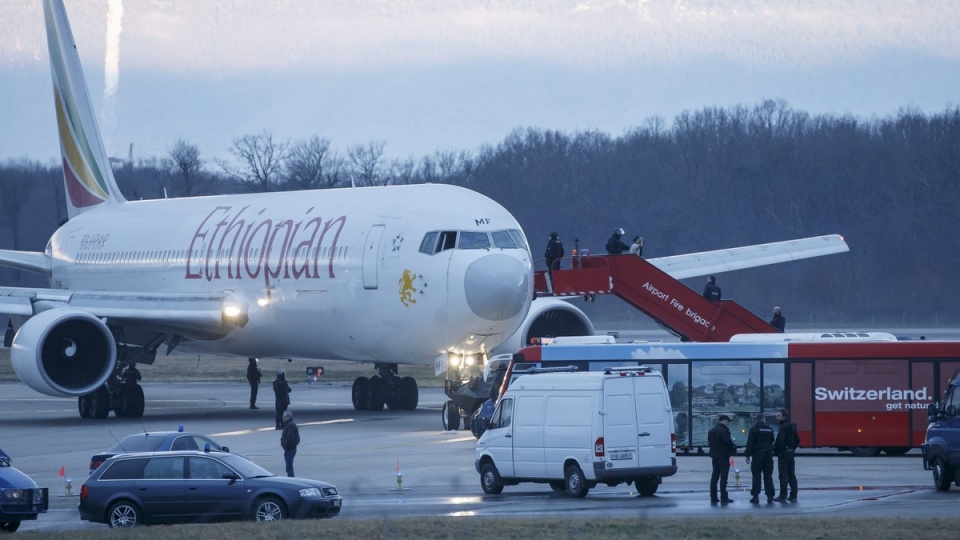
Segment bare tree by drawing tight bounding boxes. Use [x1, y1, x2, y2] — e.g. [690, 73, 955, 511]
[347, 141, 385, 186]
[284, 135, 332, 191]
[165, 138, 206, 197]
[219, 131, 289, 192]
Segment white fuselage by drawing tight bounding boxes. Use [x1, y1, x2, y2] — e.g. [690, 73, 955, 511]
[46, 184, 534, 365]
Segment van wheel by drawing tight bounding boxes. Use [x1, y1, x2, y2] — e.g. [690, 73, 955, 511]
[1, 521, 21, 533]
[635, 476, 659, 496]
[442, 401, 460, 431]
[480, 463, 503, 494]
[933, 457, 952, 491]
[564, 464, 589, 498]
[549, 481, 565, 492]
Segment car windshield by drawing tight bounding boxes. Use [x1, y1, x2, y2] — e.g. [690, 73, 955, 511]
[219, 454, 273, 478]
[108, 435, 166, 453]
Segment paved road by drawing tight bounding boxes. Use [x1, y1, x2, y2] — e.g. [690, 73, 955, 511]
[1, 379, 957, 532]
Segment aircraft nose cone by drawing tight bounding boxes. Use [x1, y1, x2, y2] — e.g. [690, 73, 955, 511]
[464, 254, 530, 321]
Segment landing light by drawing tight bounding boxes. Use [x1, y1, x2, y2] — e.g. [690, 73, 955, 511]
[222, 303, 249, 328]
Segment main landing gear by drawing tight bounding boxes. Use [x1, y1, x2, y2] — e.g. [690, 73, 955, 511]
[78, 363, 145, 419]
[351, 363, 419, 411]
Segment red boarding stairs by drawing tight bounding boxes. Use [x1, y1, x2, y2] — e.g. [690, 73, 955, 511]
[534, 255, 779, 342]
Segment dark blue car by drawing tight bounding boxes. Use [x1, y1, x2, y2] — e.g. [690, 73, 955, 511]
[0, 448, 49, 532]
[80, 451, 341, 527]
[89, 430, 231, 475]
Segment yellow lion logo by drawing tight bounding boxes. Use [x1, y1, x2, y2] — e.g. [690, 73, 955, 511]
[399, 269, 418, 307]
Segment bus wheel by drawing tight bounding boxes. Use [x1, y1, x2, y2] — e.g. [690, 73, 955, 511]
[848, 446, 880, 457]
[933, 458, 952, 491]
[881, 447, 911, 456]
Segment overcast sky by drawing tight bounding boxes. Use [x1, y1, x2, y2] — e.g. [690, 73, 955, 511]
[1, 0, 958, 164]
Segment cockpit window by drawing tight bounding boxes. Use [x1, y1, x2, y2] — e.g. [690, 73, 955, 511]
[420, 229, 527, 255]
[491, 230, 518, 248]
[419, 232, 439, 255]
[459, 232, 491, 250]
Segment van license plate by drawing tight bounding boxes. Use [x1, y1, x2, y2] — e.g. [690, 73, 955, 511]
[610, 452, 634, 460]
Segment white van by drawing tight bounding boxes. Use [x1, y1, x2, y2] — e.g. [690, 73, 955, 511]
[474, 367, 677, 497]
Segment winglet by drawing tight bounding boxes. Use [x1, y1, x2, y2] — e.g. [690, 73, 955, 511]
[43, 0, 126, 220]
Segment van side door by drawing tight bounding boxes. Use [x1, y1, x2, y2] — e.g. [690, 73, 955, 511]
[634, 378, 674, 467]
[483, 397, 516, 477]
[602, 378, 641, 471]
[513, 394, 546, 478]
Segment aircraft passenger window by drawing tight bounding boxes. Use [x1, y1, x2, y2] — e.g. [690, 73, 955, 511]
[491, 230, 518, 249]
[458, 231, 491, 249]
[419, 232, 439, 255]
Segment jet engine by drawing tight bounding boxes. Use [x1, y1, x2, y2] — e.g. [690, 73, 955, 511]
[491, 297, 595, 355]
[10, 308, 116, 397]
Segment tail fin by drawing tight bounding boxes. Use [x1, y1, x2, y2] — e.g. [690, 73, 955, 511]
[43, 0, 126, 220]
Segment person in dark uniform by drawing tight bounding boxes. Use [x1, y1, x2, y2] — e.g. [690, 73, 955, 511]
[279, 410, 300, 477]
[707, 414, 737, 504]
[544, 232, 565, 287]
[703, 275, 722, 301]
[246, 357, 262, 409]
[273, 369, 291, 429]
[774, 408, 799, 501]
[605, 228, 629, 254]
[770, 306, 786, 332]
[744, 412, 776, 504]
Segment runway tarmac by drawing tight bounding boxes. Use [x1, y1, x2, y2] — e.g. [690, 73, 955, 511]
[2, 379, 957, 532]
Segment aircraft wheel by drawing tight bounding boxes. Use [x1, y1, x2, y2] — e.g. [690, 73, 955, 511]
[352, 377, 370, 410]
[398, 376, 419, 410]
[90, 386, 111, 419]
[123, 384, 145, 418]
[368, 376, 386, 411]
[78, 394, 92, 419]
[442, 400, 460, 431]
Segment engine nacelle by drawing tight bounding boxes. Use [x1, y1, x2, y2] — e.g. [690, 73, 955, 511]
[491, 297, 595, 356]
[11, 308, 116, 397]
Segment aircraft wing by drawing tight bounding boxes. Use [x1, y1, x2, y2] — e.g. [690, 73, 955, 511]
[647, 234, 849, 280]
[0, 250, 51, 275]
[0, 286, 245, 339]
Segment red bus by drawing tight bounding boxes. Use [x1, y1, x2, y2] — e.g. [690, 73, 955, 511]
[500, 338, 960, 456]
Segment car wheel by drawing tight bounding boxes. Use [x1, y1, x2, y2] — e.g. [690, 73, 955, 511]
[442, 400, 460, 431]
[1, 521, 21, 533]
[635, 476, 659, 496]
[253, 496, 286, 522]
[107, 500, 141, 528]
[933, 457, 952, 491]
[480, 462, 503, 495]
[549, 480, 565, 492]
[564, 464, 589, 498]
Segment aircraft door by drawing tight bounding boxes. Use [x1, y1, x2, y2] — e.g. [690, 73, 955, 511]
[363, 225, 385, 289]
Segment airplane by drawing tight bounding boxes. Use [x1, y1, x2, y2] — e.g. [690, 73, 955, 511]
[0, 0, 848, 421]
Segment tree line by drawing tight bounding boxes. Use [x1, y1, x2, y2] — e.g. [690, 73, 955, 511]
[2, 100, 958, 326]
